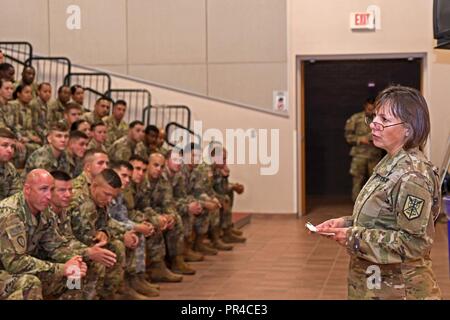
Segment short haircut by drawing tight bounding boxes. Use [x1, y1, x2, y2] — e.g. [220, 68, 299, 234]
[0, 63, 14, 73]
[129, 154, 148, 165]
[91, 121, 106, 131]
[0, 78, 12, 89]
[95, 96, 112, 104]
[99, 168, 122, 189]
[64, 102, 82, 113]
[22, 65, 35, 73]
[70, 84, 83, 95]
[57, 85, 70, 95]
[130, 120, 144, 129]
[113, 99, 127, 108]
[49, 122, 69, 133]
[375, 85, 431, 151]
[83, 148, 108, 165]
[50, 170, 72, 181]
[145, 124, 159, 135]
[70, 119, 90, 132]
[69, 130, 89, 141]
[0, 128, 17, 140]
[166, 148, 182, 160]
[38, 82, 51, 91]
[110, 160, 133, 172]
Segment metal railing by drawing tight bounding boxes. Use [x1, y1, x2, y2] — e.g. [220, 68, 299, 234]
[64, 72, 111, 110]
[25, 56, 71, 95]
[106, 89, 151, 123]
[165, 121, 201, 148]
[143, 105, 191, 131]
[0, 42, 33, 80]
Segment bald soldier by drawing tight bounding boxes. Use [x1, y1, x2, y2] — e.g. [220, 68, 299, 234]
[107, 120, 147, 163]
[0, 128, 22, 201]
[0, 169, 88, 300]
[68, 169, 143, 300]
[24, 122, 70, 175]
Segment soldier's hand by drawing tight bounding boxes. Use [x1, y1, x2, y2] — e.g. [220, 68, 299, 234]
[134, 223, 154, 237]
[233, 183, 244, 194]
[124, 231, 139, 249]
[188, 201, 203, 216]
[165, 214, 176, 230]
[15, 142, 26, 153]
[30, 135, 42, 144]
[86, 246, 117, 268]
[64, 255, 87, 278]
[315, 218, 346, 232]
[320, 227, 349, 246]
[159, 215, 169, 231]
[93, 231, 108, 247]
[203, 200, 219, 211]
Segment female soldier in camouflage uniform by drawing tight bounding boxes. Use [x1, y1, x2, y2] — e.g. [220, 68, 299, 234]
[316, 86, 441, 300]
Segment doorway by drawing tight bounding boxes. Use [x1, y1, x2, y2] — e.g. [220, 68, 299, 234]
[300, 57, 422, 213]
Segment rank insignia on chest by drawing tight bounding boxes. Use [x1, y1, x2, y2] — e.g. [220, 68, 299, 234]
[402, 195, 425, 220]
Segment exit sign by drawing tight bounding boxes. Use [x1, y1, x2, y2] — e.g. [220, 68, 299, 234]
[350, 12, 375, 30]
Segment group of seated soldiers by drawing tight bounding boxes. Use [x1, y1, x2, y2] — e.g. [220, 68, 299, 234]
[0, 64, 246, 300]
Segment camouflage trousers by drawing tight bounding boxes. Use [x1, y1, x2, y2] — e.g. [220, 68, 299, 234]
[208, 208, 220, 231]
[0, 270, 42, 300]
[350, 156, 380, 202]
[97, 239, 125, 299]
[193, 209, 210, 236]
[163, 213, 184, 258]
[181, 212, 193, 240]
[145, 229, 166, 265]
[347, 256, 442, 300]
[219, 193, 233, 230]
[126, 234, 146, 274]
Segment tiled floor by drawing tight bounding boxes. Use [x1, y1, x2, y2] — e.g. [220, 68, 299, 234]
[156, 198, 450, 300]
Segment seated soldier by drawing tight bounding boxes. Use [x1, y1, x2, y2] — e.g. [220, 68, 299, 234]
[24, 122, 70, 174]
[163, 149, 204, 262]
[0, 169, 88, 300]
[47, 170, 118, 299]
[48, 85, 71, 125]
[67, 169, 142, 300]
[108, 120, 147, 163]
[62, 102, 82, 129]
[0, 128, 22, 201]
[0, 63, 15, 83]
[66, 130, 89, 179]
[29, 82, 52, 142]
[131, 155, 183, 283]
[10, 84, 42, 168]
[209, 144, 246, 243]
[87, 121, 107, 152]
[103, 100, 128, 149]
[70, 85, 88, 112]
[81, 97, 111, 125]
[139, 153, 195, 276]
[72, 148, 109, 197]
[14, 66, 38, 98]
[70, 119, 92, 139]
[109, 161, 159, 297]
[144, 124, 159, 156]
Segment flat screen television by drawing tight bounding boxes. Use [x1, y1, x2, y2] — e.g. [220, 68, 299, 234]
[434, 0, 450, 48]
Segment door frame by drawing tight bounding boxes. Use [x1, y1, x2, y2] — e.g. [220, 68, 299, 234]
[295, 52, 427, 217]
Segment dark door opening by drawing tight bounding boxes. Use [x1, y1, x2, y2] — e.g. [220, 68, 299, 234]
[303, 58, 422, 212]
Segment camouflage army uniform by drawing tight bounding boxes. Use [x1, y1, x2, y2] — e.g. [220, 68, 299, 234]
[67, 189, 127, 298]
[344, 148, 441, 300]
[29, 97, 50, 141]
[137, 176, 184, 260]
[66, 152, 83, 179]
[102, 115, 128, 149]
[345, 111, 383, 202]
[109, 193, 147, 275]
[190, 163, 221, 235]
[0, 102, 16, 131]
[0, 192, 84, 300]
[0, 162, 22, 201]
[71, 172, 90, 199]
[87, 139, 107, 153]
[24, 144, 70, 175]
[14, 81, 38, 98]
[0, 270, 42, 300]
[47, 99, 66, 125]
[81, 112, 102, 126]
[44, 206, 105, 300]
[107, 136, 148, 163]
[212, 165, 234, 230]
[164, 165, 195, 239]
[9, 100, 42, 168]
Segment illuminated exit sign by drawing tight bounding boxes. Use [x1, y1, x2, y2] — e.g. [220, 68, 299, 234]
[350, 12, 375, 30]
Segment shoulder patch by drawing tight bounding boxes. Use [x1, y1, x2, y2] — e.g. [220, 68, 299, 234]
[402, 195, 425, 220]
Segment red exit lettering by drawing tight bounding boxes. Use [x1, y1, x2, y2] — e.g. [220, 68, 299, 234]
[355, 13, 370, 26]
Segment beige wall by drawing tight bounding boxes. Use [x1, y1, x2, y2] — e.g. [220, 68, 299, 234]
[0, 0, 287, 110]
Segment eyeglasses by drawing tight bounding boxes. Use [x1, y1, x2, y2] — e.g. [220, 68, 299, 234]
[364, 115, 405, 132]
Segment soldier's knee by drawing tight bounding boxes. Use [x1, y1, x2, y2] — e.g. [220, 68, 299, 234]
[19, 274, 42, 290]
